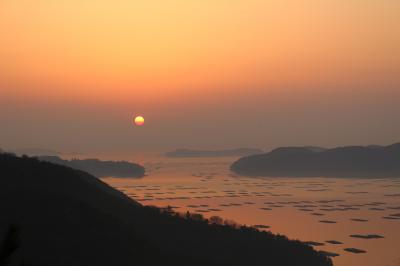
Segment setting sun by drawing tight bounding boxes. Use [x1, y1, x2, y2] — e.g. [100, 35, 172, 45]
[134, 116, 145, 126]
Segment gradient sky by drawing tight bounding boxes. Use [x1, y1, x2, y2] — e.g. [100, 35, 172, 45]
[1, 0, 399, 152]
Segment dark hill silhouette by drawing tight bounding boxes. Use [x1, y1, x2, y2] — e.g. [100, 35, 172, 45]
[0, 153, 332, 266]
[231, 143, 400, 178]
[38, 156, 145, 178]
[165, 148, 263, 157]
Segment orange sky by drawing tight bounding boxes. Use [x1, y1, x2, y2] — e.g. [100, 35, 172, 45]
[0, 0, 399, 151]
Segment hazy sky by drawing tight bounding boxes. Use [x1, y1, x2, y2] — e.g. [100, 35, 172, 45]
[1, 0, 399, 152]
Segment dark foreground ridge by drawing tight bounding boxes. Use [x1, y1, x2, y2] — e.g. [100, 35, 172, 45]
[231, 143, 400, 178]
[0, 153, 332, 266]
[38, 155, 145, 178]
[165, 148, 263, 157]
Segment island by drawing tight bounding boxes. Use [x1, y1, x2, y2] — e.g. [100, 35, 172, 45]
[0, 152, 332, 266]
[11, 148, 61, 156]
[165, 148, 263, 158]
[38, 156, 145, 178]
[231, 143, 400, 178]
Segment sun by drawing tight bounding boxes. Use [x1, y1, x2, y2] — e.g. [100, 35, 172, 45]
[134, 116, 145, 126]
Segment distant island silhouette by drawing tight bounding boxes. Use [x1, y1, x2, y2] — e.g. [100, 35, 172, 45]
[165, 148, 263, 158]
[4, 148, 84, 158]
[231, 143, 400, 178]
[0, 153, 331, 266]
[38, 156, 145, 178]
[11, 148, 61, 156]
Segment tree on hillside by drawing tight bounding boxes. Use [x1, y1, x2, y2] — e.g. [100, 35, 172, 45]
[0, 225, 19, 266]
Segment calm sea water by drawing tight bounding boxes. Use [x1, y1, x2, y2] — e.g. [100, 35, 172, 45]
[80, 152, 400, 266]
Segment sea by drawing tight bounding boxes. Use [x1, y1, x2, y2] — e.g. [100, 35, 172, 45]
[75, 152, 400, 266]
